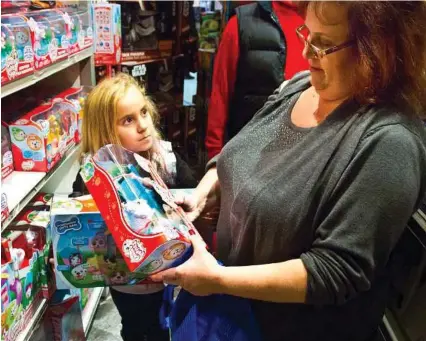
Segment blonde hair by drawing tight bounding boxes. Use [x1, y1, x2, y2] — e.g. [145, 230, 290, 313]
[82, 73, 162, 158]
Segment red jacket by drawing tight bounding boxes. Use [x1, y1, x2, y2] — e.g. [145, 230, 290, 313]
[205, 1, 308, 160]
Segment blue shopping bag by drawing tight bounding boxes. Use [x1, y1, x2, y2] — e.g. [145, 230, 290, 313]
[160, 279, 261, 341]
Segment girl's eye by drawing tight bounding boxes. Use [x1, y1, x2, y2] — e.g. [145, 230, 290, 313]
[123, 116, 133, 125]
[141, 109, 148, 117]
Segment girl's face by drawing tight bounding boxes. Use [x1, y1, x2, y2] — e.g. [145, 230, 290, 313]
[116, 86, 155, 153]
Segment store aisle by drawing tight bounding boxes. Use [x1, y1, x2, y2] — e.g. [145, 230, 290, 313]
[87, 294, 122, 341]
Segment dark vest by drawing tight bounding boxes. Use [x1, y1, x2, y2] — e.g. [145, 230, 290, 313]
[227, 2, 286, 140]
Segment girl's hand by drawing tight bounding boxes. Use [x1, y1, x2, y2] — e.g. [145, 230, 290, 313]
[150, 234, 222, 296]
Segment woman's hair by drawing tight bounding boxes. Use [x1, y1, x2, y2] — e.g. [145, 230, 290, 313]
[82, 73, 161, 156]
[298, 1, 426, 118]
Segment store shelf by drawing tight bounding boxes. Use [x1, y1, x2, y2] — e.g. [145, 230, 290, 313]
[82, 287, 104, 336]
[2, 144, 81, 231]
[16, 298, 48, 341]
[1, 48, 93, 98]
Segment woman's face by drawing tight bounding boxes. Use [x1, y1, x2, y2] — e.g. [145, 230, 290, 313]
[116, 85, 155, 153]
[303, 3, 355, 101]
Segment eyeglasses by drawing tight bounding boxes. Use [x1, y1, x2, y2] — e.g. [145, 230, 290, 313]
[296, 24, 354, 59]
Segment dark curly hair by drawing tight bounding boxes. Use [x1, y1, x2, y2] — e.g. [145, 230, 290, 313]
[298, 1, 426, 118]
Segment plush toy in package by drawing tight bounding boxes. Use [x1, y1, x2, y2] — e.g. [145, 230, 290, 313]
[81, 144, 196, 272]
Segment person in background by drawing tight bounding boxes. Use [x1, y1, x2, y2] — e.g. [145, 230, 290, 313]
[205, 0, 308, 159]
[73, 73, 197, 341]
[153, 2, 426, 341]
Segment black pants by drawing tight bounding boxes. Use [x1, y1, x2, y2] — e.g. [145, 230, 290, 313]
[110, 288, 169, 341]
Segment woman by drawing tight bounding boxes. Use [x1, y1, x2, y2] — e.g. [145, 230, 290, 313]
[153, 2, 426, 341]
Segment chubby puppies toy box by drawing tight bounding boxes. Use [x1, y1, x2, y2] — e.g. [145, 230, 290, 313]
[80, 144, 196, 272]
[51, 194, 192, 289]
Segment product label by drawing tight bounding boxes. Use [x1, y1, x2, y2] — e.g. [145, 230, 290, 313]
[2, 151, 13, 167]
[55, 217, 82, 234]
[122, 239, 146, 263]
[23, 45, 33, 62]
[49, 39, 58, 61]
[5, 49, 18, 79]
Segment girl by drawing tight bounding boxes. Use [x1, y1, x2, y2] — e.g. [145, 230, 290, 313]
[72, 73, 198, 341]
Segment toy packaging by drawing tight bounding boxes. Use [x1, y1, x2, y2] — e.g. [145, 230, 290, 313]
[52, 194, 166, 288]
[1, 16, 34, 85]
[1, 230, 44, 341]
[81, 144, 197, 272]
[93, 3, 122, 65]
[7, 206, 54, 299]
[8, 98, 77, 172]
[2, 124, 14, 181]
[48, 291, 86, 341]
[23, 10, 67, 70]
[61, 7, 93, 55]
[55, 86, 93, 143]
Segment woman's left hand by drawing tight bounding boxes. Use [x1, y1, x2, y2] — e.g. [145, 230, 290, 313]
[150, 234, 222, 296]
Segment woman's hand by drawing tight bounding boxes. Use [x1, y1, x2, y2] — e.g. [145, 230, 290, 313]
[150, 234, 222, 296]
[174, 193, 206, 222]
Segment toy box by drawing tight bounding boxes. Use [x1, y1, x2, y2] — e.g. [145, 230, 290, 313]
[1, 16, 34, 85]
[23, 9, 68, 70]
[61, 7, 93, 55]
[55, 86, 93, 143]
[93, 3, 122, 65]
[8, 99, 77, 172]
[1, 232, 44, 341]
[2, 124, 14, 181]
[7, 207, 54, 299]
[52, 194, 168, 288]
[48, 292, 85, 341]
[81, 144, 196, 272]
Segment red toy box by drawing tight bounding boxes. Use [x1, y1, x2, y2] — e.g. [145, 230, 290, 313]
[1, 15, 34, 85]
[55, 86, 93, 143]
[61, 7, 93, 55]
[23, 9, 69, 70]
[7, 99, 77, 172]
[81, 144, 197, 272]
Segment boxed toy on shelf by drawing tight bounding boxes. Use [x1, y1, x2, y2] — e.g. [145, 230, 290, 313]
[55, 86, 92, 143]
[1, 230, 45, 341]
[93, 3, 122, 65]
[23, 10, 69, 69]
[1, 124, 14, 181]
[80, 144, 197, 272]
[1, 15, 35, 85]
[5, 204, 55, 299]
[7, 98, 78, 172]
[61, 7, 93, 55]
